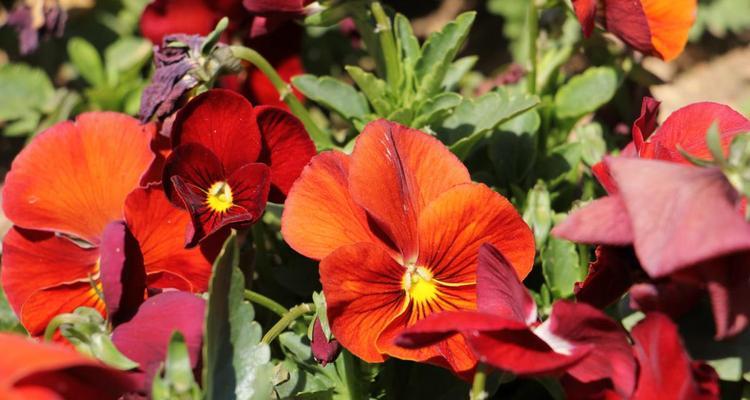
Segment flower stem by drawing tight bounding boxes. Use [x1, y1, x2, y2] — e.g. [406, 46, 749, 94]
[43, 314, 84, 341]
[229, 45, 332, 150]
[525, 0, 539, 94]
[244, 290, 287, 318]
[370, 2, 401, 93]
[261, 303, 316, 345]
[470, 363, 489, 400]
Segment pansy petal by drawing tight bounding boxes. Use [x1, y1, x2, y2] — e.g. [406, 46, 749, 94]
[633, 97, 661, 151]
[139, 0, 221, 44]
[575, 246, 637, 309]
[631, 313, 717, 399]
[629, 278, 703, 320]
[349, 119, 471, 261]
[163, 143, 225, 207]
[99, 221, 146, 326]
[640, 0, 697, 62]
[124, 185, 217, 292]
[609, 157, 750, 277]
[112, 292, 205, 392]
[551, 195, 633, 246]
[571, 0, 597, 37]
[0, 333, 137, 399]
[396, 310, 529, 348]
[549, 301, 636, 399]
[319, 243, 407, 363]
[696, 252, 750, 340]
[1, 228, 98, 324]
[602, 0, 654, 55]
[21, 282, 107, 336]
[649, 102, 750, 163]
[281, 151, 378, 260]
[476, 244, 537, 324]
[2, 113, 154, 244]
[255, 105, 316, 203]
[171, 89, 262, 172]
[417, 183, 535, 285]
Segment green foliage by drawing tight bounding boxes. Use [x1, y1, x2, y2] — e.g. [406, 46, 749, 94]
[152, 332, 202, 400]
[691, 0, 750, 39]
[203, 234, 274, 400]
[0, 283, 23, 334]
[554, 67, 618, 119]
[541, 237, 585, 299]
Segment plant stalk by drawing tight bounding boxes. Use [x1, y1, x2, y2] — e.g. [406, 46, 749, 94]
[371, 2, 401, 93]
[229, 45, 332, 149]
[470, 363, 489, 400]
[260, 303, 316, 344]
[525, 0, 539, 94]
[244, 290, 287, 318]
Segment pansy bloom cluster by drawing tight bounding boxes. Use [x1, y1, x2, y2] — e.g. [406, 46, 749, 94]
[0, 0, 746, 399]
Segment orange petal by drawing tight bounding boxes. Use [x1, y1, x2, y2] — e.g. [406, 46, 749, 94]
[640, 0, 697, 61]
[319, 242, 407, 363]
[349, 120, 471, 261]
[3, 113, 155, 244]
[281, 151, 379, 260]
[1, 228, 98, 324]
[21, 282, 106, 336]
[124, 185, 215, 292]
[417, 183, 535, 283]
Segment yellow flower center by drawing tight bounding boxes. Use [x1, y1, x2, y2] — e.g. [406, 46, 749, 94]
[206, 181, 234, 213]
[402, 265, 438, 304]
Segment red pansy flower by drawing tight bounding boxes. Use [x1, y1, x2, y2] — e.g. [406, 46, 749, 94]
[281, 119, 535, 375]
[242, 0, 313, 37]
[1, 113, 217, 336]
[163, 89, 315, 246]
[397, 244, 636, 397]
[0, 333, 136, 399]
[572, 0, 697, 61]
[139, 0, 248, 45]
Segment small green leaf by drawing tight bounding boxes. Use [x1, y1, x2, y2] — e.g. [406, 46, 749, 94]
[203, 233, 274, 400]
[441, 55, 477, 91]
[311, 292, 332, 341]
[706, 121, 726, 165]
[152, 332, 201, 400]
[413, 93, 462, 128]
[523, 181, 552, 247]
[489, 109, 540, 188]
[395, 13, 420, 69]
[68, 37, 106, 87]
[554, 67, 618, 119]
[576, 122, 607, 167]
[104, 37, 152, 85]
[443, 89, 539, 159]
[0, 282, 23, 333]
[540, 237, 582, 299]
[345, 65, 392, 116]
[202, 17, 229, 55]
[0, 64, 55, 123]
[292, 75, 370, 123]
[414, 12, 476, 100]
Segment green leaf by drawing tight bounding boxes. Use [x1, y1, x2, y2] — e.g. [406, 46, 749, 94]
[68, 37, 106, 87]
[488, 109, 540, 188]
[0, 282, 23, 333]
[576, 122, 607, 167]
[413, 93, 462, 128]
[292, 75, 370, 123]
[540, 237, 583, 299]
[312, 292, 332, 340]
[395, 13, 420, 69]
[706, 121, 726, 165]
[203, 233, 273, 400]
[442, 89, 539, 160]
[345, 66, 392, 116]
[441, 55, 477, 91]
[554, 67, 618, 119]
[202, 17, 229, 56]
[104, 37, 152, 85]
[0, 64, 54, 123]
[414, 12, 476, 100]
[152, 332, 202, 400]
[536, 142, 583, 184]
[523, 181, 552, 247]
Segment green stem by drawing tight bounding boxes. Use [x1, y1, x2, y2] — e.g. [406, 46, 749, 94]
[336, 350, 366, 400]
[229, 45, 332, 150]
[261, 303, 316, 345]
[525, 0, 539, 94]
[371, 2, 401, 93]
[43, 314, 84, 341]
[350, 6, 385, 78]
[244, 290, 287, 318]
[470, 363, 489, 400]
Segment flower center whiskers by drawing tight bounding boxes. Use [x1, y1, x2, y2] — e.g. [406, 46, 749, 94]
[402, 265, 438, 304]
[206, 181, 234, 213]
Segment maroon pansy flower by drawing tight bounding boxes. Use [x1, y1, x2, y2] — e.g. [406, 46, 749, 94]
[311, 318, 342, 367]
[162, 89, 315, 246]
[397, 244, 636, 397]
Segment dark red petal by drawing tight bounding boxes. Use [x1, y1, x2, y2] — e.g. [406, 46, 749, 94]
[551, 195, 633, 246]
[311, 318, 342, 367]
[171, 89, 262, 173]
[591, 161, 619, 194]
[572, 0, 597, 37]
[139, 0, 221, 44]
[609, 157, 750, 277]
[549, 301, 636, 398]
[695, 251, 750, 340]
[112, 292, 205, 392]
[163, 143, 226, 208]
[602, 0, 654, 55]
[225, 162, 271, 221]
[255, 105, 315, 203]
[575, 246, 637, 309]
[476, 243, 536, 324]
[242, 0, 307, 14]
[630, 313, 717, 400]
[632, 97, 661, 153]
[99, 221, 146, 326]
[628, 278, 703, 320]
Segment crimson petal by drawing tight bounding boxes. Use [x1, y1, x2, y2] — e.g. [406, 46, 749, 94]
[476, 243, 536, 324]
[99, 221, 146, 326]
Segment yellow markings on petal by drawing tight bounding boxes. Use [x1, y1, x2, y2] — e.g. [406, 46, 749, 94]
[402, 265, 438, 304]
[206, 181, 234, 213]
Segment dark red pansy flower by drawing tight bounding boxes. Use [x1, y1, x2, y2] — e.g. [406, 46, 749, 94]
[162, 89, 315, 246]
[629, 313, 719, 400]
[139, 0, 248, 45]
[397, 244, 635, 396]
[0, 333, 137, 399]
[242, 0, 313, 37]
[311, 318, 342, 367]
[112, 291, 206, 392]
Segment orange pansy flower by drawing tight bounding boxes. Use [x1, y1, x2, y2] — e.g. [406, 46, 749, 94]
[281, 119, 535, 374]
[1, 112, 218, 335]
